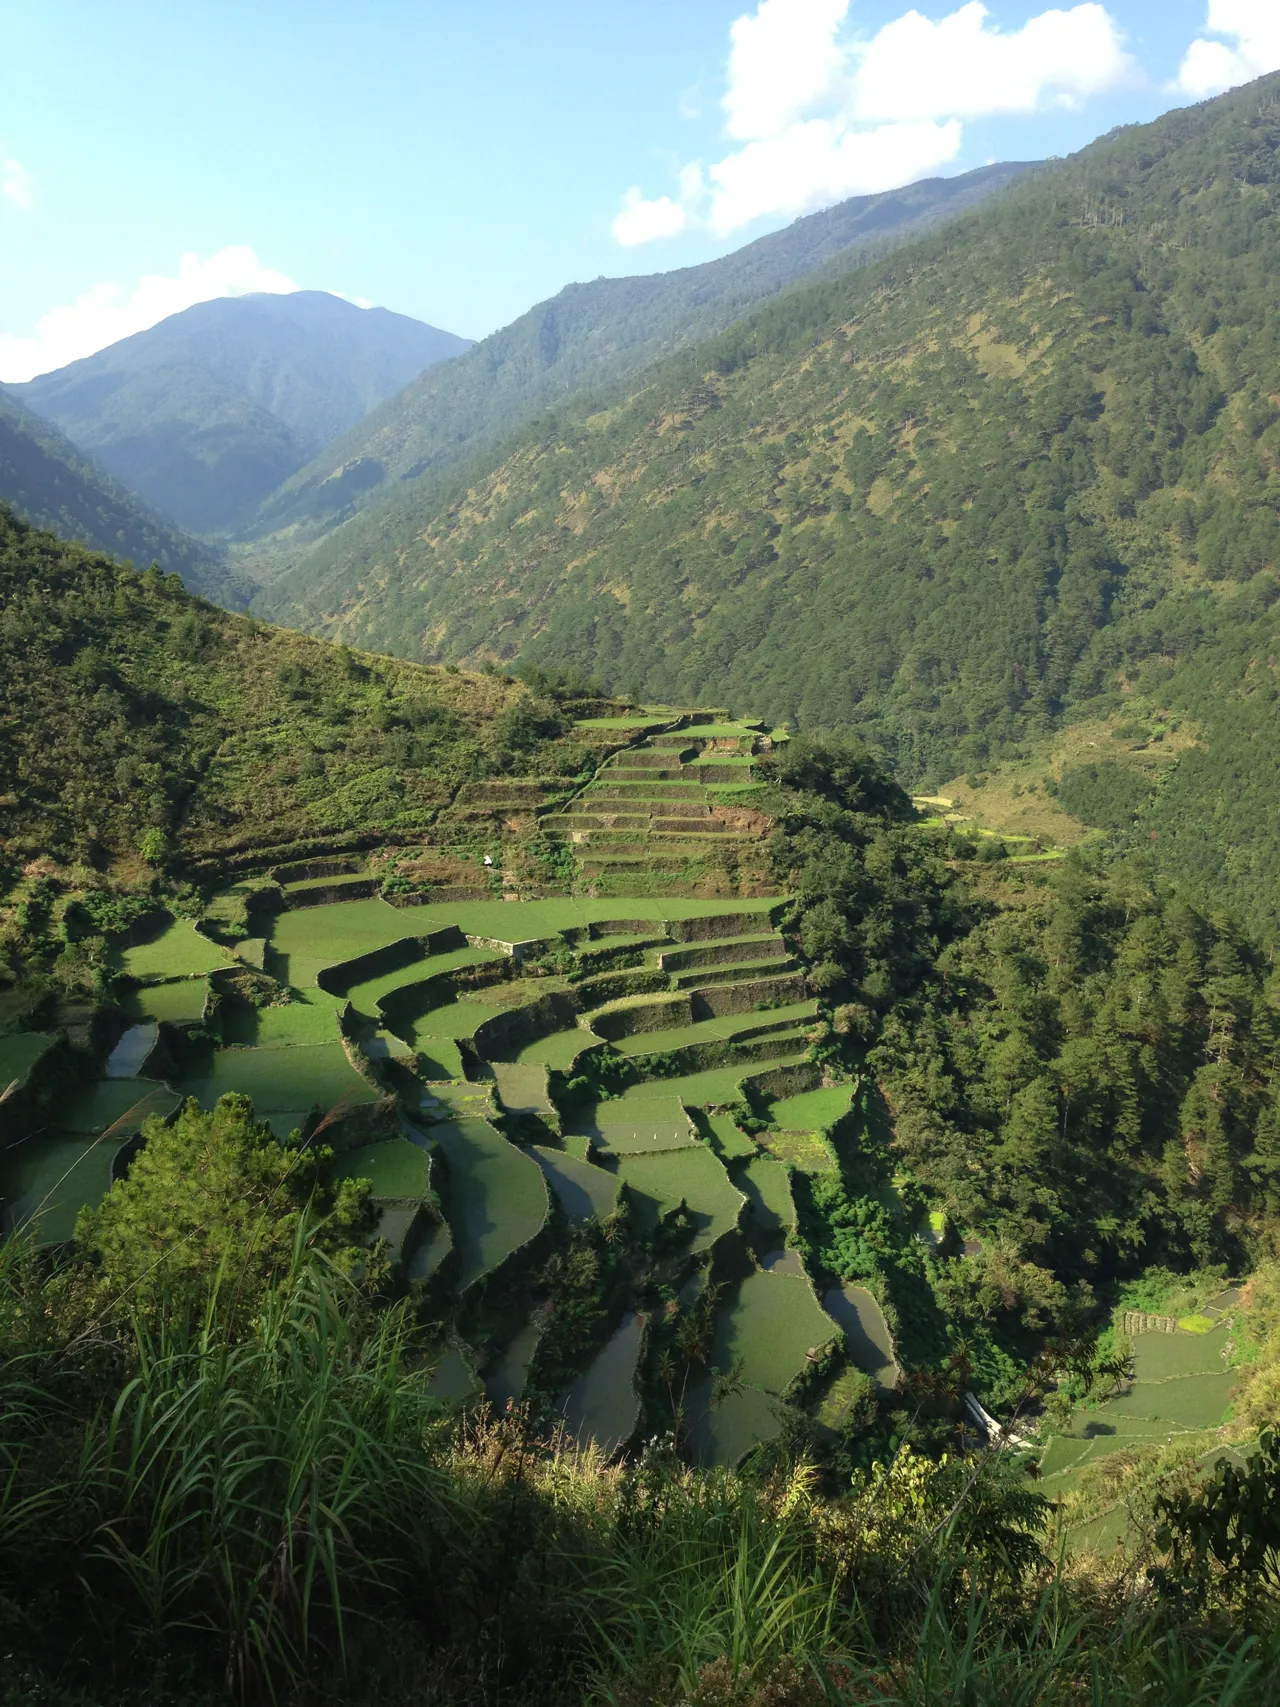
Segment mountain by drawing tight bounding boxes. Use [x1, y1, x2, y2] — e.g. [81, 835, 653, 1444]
[245, 164, 1034, 554]
[0, 385, 243, 604]
[12, 292, 472, 534]
[0, 506, 580, 868]
[258, 76, 1280, 937]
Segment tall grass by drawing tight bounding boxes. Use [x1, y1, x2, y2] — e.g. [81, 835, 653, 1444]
[0, 1234, 1276, 1706]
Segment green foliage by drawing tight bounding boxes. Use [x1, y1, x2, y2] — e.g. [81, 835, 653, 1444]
[74, 1093, 373, 1324]
[1157, 1430, 1280, 1611]
[0, 508, 576, 864]
[1057, 759, 1159, 829]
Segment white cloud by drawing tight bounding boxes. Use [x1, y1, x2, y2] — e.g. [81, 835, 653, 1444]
[707, 117, 963, 234]
[2, 158, 32, 211]
[612, 0, 1132, 245]
[1177, 1, 1280, 98]
[0, 245, 299, 383]
[849, 3, 1132, 123]
[724, 0, 849, 141]
[613, 187, 690, 245]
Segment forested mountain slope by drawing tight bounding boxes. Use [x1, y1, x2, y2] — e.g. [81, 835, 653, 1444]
[0, 508, 580, 868]
[0, 388, 240, 605]
[261, 76, 1280, 936]
[14, 292, 471, 534]
[245, 164, 1031, 555]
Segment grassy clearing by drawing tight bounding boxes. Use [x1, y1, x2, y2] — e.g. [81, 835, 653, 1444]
[0, 1133, 124, 1241]
[613, 1148, 744, 1250]
[932, 715, 1199, 848]
[768, 1083, 855, 1130]
[118, 917, 234, 982]
[560, 1311, 643, 1454]
[430, 1116, 548, 1289]
[533, 1146, 621, 1223]
[0, 1032, 58, 1087]
[711, 1269, 835, 1395]
[179, 1042, 377, 1115]
[756, 1129, 833, 1171]
[822, 1283, 900, 1389]
[327, 1139, 432, 1200]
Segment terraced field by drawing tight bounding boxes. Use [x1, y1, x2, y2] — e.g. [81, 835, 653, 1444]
[3, 703, 899, 1464]
[542, 711, 780, 896]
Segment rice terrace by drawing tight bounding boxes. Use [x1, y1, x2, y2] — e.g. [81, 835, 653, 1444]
[0, 706, 911, 1465]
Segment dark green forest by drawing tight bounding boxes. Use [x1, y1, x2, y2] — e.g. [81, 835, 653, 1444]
[260, 76, 1280, 935]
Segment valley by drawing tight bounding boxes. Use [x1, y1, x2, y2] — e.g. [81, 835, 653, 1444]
[4, 52, 1280, 1707]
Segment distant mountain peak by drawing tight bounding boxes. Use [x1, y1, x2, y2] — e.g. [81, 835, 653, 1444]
[11, 293, 472, 535]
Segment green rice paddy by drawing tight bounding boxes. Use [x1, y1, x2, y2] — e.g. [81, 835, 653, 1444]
[567, 1084, 695, 1151]
[688, 1380, 783, 1468]
[702, 1112, 757, 1160]
[737, 1156, 797, 1234]
[429, 1116, 548, 1289]
[559, 1312, 644, 1454]
[491, 1061, 556, 1118]
[123, 980, 210, 1024]
[533, 1147, 621, 1223]
[342, 947, 504, 1014]
[710, 1270, 836, 1396]
[427, 1344, 482, 1405]
[58, 1078, 178, 1134]
[267, 895, 777, 989]
[615, 999, 817, 1058]
[768, 1084, 855, 1130]
[0, 1133, 125, 1242]
[0, 1032, 58, 1088]
[220, 996, 341, 1048]
[613, 1147, 744, 1250]
[117, 917, 234, 982]
[822, 1284, 900, 1390]
[487, 1316, 543, 1409]
[1039, 1324, 1240, 1509]
[328, 1139, 432, 1200]
[179, 1043, 376, 1115]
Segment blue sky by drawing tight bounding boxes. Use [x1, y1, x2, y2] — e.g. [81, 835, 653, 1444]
[1, 1, 1276, 380]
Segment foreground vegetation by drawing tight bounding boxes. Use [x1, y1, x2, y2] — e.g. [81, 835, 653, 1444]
[1, 1111, 1277, 1707]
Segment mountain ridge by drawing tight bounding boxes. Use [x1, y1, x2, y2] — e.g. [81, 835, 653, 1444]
[241, 163, 1035, 564]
